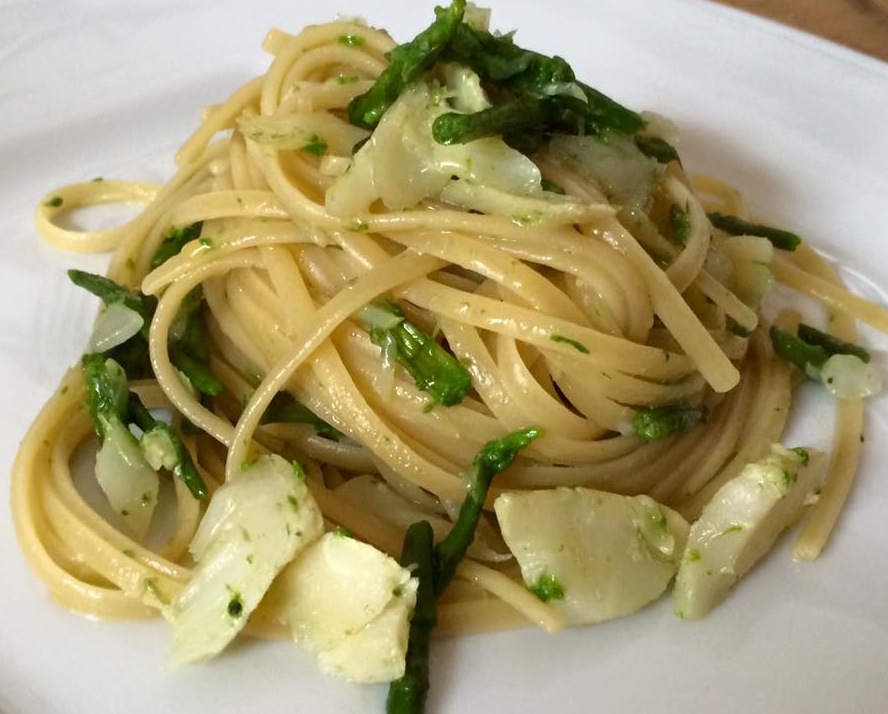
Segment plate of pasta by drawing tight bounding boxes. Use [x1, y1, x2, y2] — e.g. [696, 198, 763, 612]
[3, 0, 888, 713]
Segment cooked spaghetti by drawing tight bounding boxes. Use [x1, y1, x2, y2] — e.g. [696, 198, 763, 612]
[11, 1, 888, 705]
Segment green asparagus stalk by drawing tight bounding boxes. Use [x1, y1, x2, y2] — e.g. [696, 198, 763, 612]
[385, 520, 437, 714]
[434, 426, 543, 594]
[387, 427, 542, 714]
[634, 135, 680, 164]
[348, 0, 467, 128]
[769, 326, 830, 371]
[797, 323, 870, 363]
[361, 301, 473, 407]
[128, 394, 208, 500]
[708, 212, 801, 251]
[260, 392, 341, 439]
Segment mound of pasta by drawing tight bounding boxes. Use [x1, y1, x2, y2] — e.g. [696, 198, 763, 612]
[12, 1, 888, 711]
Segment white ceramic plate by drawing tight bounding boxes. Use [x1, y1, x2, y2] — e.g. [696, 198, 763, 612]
[2, 1, 888, 712]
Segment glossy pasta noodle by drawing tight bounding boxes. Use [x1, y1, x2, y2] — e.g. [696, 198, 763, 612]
[11, 2, 888, 682]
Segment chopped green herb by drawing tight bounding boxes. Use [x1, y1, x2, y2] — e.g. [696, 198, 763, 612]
[550, 333, 590, 354]
[227, 593, 244, 618]
[44, 195, 64, 208]
[337, 74, 360, 85]
[686, 548, 701, 562]
[345, 218, 369, 232]
[512, 211, 543, 227]
[332, 525, 353, 538]
[151, 222, 204, 269]
[529, 572, 566, 602]
[302, 134, 329, 156]
[291, 460, 307, 480]
[303, 142, 328, 156]
[338, 34, 366, 46]
[791, 447, 810, 466]
[781, 469, 795, 488]
[670, 203, 691, 246]
[143, 578, 169, 606]
[646, 510, 667, 531]
[632, 404, 702, 441]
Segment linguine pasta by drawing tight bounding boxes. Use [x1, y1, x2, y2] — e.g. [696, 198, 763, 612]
[11, 3, 888, 701]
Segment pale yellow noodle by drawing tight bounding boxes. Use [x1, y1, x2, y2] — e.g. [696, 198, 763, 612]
[788, 245, 867, 560]
[12, 17, 886, 658]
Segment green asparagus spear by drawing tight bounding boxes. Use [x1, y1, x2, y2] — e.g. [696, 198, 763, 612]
[171, 286, 209, 361]
[69, 271, 222, 399]
[387, 427, 542, 714]
[348, 0, 467, 128]
[797, 323, 870, 363]
[440, 22, 643, 137]
[361, 301, 473, 407]
[68, 269, 156, 339]
[385, 520, 437, 714]
[349, 1, 642, 146]
[769, 326, 830, 371]
[769, 323, 871, 376]
[707, 212, 801, 251]
[128, 394, 208, 500]
[82, 354, 208, 500]
[432, 94, 586, 145]
[434, 426, 543, 594]
[444, 23, 573, 84]
[260, 392, 341, 439]
[169, 348, 224, 397]
[82, 353, 130, 441]
[634, 135, 680, 164]
[576, 81, 645, 135]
